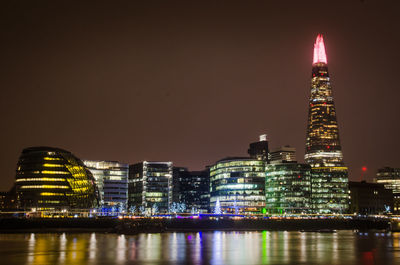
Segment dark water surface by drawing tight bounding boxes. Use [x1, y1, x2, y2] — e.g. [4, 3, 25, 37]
[0, 231, 399, 265]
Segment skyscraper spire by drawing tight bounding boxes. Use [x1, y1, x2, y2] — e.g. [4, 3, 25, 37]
[305, 34, 349, 214]
[313, 34, 327, 64]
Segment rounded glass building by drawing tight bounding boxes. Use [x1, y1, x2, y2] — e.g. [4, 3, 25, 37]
[210, 157, 265, 214]
[15, 147, 98, 210]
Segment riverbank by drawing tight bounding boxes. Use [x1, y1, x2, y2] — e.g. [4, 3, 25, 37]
[0, 217, 392, 234]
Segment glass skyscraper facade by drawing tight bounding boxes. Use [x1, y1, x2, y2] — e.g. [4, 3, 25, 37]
[83, 160, 128, 211]
[304, 35, 349, 214]
[15, 147, 98, 210]
[128, 161, 173, 214]
[210, 158, 265, 214]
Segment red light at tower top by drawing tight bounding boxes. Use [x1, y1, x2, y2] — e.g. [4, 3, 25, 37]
[313, 34, 327, 64]
[361, 166, 367, 182]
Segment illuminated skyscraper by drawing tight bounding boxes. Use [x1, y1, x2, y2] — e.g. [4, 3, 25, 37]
[304, 34, 349, 213]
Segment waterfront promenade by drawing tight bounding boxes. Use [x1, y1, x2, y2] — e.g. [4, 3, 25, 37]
[0, 215, 394, 234]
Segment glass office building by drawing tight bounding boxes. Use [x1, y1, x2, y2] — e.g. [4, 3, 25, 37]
[375, 167, 400, 214]
[172, 167, 210, 213]
[248, 134, 269, 161]
[210, 158, 265, 214]
[304, 34, 349, 214]
[15, 147, 98, 210]
[128, 161, 173, 214]
[269, 146, 296, 163]
[348, 181, 393, 215]
[83, 160, 128, 211]
[265, 163, 311, 214]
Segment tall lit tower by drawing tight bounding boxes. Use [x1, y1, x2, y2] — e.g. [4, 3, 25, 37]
[305, 34, 349, 214]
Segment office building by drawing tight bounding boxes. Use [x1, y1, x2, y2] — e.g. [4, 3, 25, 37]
[248, 134, 269, 161]
[269, 146, 296, 164]
[210, 157, 265, 214]
[0, 187, 17, 210]
[375, 167, 400, 214]
[266, 147, 311, 214]
[128, 161, 173, 214]
[172, 167, 210, 213]
[83, 160, 128, 211]
[348, 181, 393, 215]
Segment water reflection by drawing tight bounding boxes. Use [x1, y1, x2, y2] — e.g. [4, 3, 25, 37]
[0, 231, 399, 265]
[88, 233, 96, 261]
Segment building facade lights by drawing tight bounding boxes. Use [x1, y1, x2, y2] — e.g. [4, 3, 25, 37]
[172, 167, 210, 213]
[210, 158, 266, 214]
[266, 147, 312, 214]
[15, 147, 98, 210]
[305, 35, 349, 214]
[128, 161, 173, 214]
[83, 160, 129, 211]
[375, 167, 400, 214]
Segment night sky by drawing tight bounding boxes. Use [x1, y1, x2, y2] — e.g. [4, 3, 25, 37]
[1, 1, 399, 190]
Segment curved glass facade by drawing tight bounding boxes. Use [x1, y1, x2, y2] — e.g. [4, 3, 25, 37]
[210, 158, 265, 214]
[15, 147, 98, 210]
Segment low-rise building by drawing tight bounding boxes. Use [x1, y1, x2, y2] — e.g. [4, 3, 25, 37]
[375, 167, 400, 214]
[349, 181, 393, 215]
[269, 145, 296, 163]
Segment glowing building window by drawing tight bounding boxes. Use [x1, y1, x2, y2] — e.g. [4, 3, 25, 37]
[16, 178, 65, 182]
[20, 185, 69, 189]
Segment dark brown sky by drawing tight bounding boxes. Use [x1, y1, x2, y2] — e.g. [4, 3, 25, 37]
[1, 1, 399, 190]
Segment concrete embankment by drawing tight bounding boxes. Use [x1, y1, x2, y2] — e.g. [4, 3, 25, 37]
[0, 217, 391, 234]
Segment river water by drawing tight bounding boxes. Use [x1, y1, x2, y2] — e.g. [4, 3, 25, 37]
[0, 231, 399, 265]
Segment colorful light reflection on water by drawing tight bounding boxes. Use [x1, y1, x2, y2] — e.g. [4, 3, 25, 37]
[0, 231, 399, 264]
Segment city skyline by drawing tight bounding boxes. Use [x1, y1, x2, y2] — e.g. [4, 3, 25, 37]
[1, 1, 400, 190]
